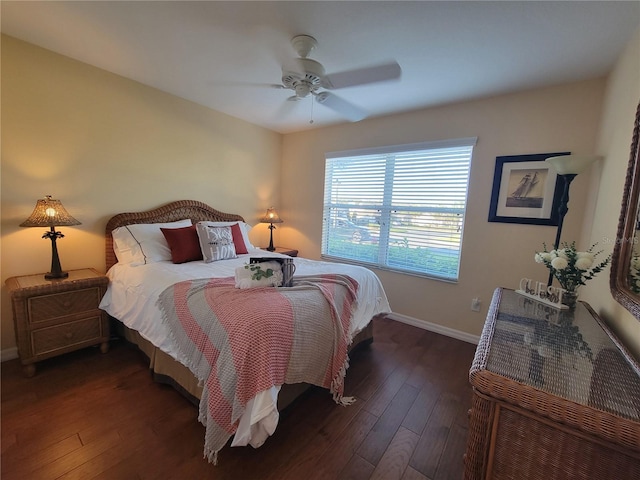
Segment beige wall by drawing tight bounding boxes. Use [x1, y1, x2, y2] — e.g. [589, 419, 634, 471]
[281, 80, 605, 338]
[4, 30, 638, 359]
[582, 26, 640, 359]
[1, 36, 282, 352]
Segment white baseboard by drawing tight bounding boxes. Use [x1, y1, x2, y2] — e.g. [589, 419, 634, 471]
[1, 347, 19, 362]
[387, 312, 480, 345]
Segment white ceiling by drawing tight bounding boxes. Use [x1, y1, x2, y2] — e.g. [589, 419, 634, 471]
[2, 1, 639, 134]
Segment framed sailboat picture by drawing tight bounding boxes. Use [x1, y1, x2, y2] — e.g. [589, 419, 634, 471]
[488, 152, 569, 225]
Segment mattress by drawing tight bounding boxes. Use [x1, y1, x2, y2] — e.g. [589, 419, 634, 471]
[99, 248, 390, 450]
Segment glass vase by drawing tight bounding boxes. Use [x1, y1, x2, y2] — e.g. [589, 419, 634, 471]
[561, 290, 578, 309]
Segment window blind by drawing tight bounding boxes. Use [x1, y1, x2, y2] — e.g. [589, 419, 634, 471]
[322, 137, 476, 281]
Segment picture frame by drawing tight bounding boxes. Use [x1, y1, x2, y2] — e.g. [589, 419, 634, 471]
[488, 152, 569, 225]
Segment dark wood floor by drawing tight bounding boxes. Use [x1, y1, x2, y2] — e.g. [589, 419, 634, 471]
[1, 317, 477, 480]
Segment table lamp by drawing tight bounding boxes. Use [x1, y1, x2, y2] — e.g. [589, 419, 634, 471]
[260, 207, 283, 252]
[20, 195, 81, 280]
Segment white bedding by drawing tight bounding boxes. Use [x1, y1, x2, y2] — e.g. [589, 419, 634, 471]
[99, 248, 390, 449]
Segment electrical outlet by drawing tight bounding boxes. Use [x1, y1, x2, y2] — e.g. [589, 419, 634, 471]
[471, 297, 481, 312]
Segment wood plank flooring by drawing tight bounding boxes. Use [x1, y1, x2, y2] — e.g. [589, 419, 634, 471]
[1, 317, 477, 480]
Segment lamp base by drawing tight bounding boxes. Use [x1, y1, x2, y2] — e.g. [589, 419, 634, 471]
[267, 223, 276, 252]
[45, 271, 69, 280]
[44, 228, 68, 280]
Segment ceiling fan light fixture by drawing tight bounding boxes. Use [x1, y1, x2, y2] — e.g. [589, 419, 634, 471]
[295, 83, 312, 98]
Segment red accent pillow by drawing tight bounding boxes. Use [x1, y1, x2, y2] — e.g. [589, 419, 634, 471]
[230, 223, 248, 254]
[161, 225, 203, 264]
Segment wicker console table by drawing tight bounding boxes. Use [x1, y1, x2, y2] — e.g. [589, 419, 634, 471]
[465, 287, 640, 480]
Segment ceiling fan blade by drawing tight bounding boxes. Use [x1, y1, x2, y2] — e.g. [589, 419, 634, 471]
[315, 92, 367, 122]
[323, 61, 401, 89]
[275, 97, 300, 118]
[210, 80, 286, 90]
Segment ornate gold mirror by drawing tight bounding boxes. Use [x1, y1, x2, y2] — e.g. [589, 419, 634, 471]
[611, 101, 640, 319]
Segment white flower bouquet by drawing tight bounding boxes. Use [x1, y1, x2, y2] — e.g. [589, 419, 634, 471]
[535, 241, 611, 293]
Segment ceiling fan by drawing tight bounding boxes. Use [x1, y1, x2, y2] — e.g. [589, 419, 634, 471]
[274, 35, 401, 122]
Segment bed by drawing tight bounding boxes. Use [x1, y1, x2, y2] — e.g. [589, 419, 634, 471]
[98, 200, 391, 462]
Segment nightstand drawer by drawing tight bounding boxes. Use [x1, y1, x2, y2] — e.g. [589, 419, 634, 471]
[31, 316, 104, 355]
[27, 287, 102, 324]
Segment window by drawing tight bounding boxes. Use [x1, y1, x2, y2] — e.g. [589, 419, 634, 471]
[321, 137, 476, 281]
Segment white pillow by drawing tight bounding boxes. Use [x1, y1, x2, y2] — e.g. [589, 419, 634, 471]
[241, 223, 255, 249]
[196, 224, 237, 262]
[197, 221, 255, 250]
[112, 219, 192, 266]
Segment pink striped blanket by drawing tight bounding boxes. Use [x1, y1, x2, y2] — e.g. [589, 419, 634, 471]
[157, 274, 359, 463]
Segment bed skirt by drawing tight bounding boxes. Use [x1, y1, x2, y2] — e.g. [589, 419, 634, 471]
[112, 317, 375, 410]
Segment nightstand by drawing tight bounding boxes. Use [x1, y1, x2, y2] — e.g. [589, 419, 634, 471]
[6, 268, 110, 377]
[263, 247, 298, 257]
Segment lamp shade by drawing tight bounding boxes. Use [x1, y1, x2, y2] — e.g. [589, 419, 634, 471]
[260, 207, 283, 224]
[20, 196, 81, 227]
[545, 155, 601, 175]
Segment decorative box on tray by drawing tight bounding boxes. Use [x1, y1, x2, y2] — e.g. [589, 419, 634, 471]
[249, 257, 296, 287]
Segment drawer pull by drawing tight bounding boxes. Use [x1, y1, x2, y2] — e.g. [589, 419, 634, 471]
[65, 332, 73, 339]
[63, 301, 72, 308]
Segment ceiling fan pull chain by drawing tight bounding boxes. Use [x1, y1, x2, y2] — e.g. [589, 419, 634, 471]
[310, 97, 314, 124]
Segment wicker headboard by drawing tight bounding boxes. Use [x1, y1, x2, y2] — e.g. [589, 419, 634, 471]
[105, 200, 245, 270]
